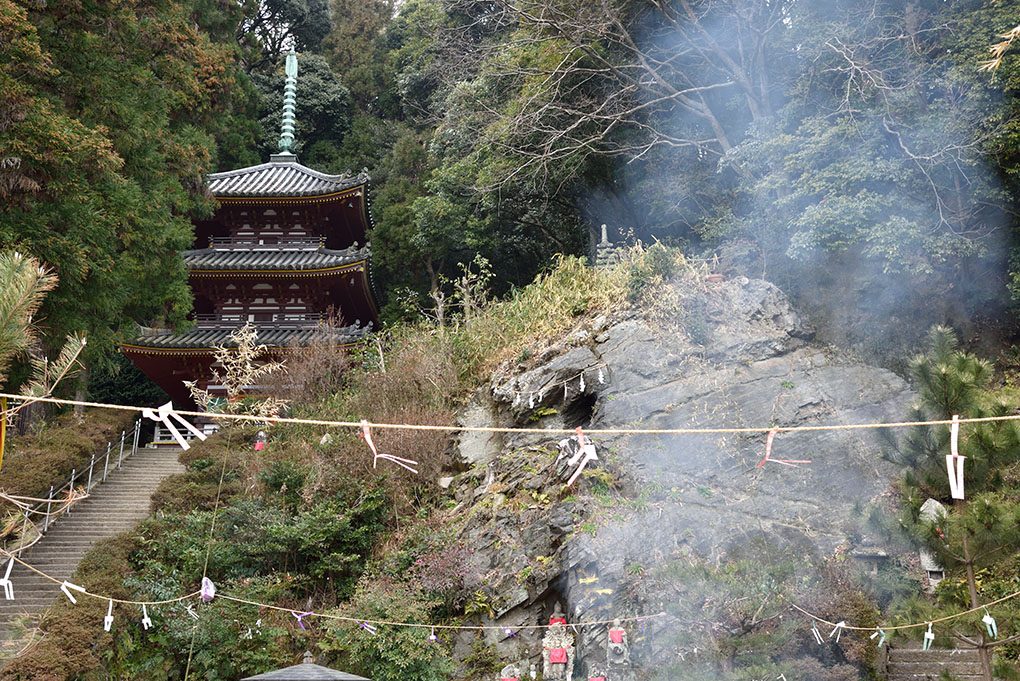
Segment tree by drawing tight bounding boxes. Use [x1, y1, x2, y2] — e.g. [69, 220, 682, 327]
[1, 0, 255, 369]
[323, 0, 394, 74]
[254, 52, 352, 166]
[891, 326, 1020, 681]
[237, 0, 334, 73]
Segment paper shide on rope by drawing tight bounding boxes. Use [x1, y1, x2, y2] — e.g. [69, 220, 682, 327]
[142, 401, 207, 450]
[757, 427, 811, 468]
[360, 420, 419, 473]
[946, 415, 966, 499]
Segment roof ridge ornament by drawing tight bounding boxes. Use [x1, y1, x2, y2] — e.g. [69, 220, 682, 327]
[278, 46, 298, 154]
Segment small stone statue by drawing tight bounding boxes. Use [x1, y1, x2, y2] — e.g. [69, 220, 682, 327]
[607, 618, 629, 666]
[586, 664, 608, 681]
[499, 662, 522, 681]
[542, 606, 575, 681]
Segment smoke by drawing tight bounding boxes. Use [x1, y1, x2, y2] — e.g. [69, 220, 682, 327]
[594, 0, 1017, 364]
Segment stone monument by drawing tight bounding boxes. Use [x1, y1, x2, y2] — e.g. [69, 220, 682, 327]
[499, 662, 522, 681]
[542, 606, 575, 681]
[919, 498, 947, 592]
[607, 618, 629, 666]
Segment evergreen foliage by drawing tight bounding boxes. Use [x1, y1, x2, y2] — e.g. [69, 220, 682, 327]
[892, 327, 1020, 679]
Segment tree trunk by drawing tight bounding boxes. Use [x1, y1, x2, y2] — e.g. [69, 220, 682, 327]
[957, 499, 994, 681]
[73, 367, 88, 419]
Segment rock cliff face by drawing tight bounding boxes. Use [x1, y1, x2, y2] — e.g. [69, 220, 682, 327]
[446, 277, 914, 678]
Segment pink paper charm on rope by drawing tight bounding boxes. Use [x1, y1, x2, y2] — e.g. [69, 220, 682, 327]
[293, 611, 313, 630]
[757, 427, 811, 468]
[567, 427, 599, 486]
[201, 577, 216, 602]
[360, 420, 419, 474]
[946, 415, 966, 500]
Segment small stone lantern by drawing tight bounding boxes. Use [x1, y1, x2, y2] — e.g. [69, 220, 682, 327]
[241, 652, 370, 680]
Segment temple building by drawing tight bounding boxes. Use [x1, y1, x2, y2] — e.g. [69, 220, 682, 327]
[122, 49, 378, 408]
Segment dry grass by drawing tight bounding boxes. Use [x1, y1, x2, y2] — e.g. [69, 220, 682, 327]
[0, 408, 134, 499]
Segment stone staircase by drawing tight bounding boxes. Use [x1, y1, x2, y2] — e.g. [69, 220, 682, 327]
[885, 646, 987, 680]
[0, 447, 185, 635]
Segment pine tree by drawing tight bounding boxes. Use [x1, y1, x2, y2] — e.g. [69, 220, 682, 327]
[892, 326, 1020, 680]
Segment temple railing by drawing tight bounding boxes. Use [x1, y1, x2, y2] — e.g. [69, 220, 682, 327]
[194, 313, 325, 329]
[208, 235, 324, 250]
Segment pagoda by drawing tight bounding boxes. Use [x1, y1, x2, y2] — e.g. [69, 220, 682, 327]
[122, 49, 379, 408]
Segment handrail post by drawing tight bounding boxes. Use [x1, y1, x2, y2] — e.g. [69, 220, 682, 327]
[131, 419, 140, 460]
[43, 485, 53, 533]
[87, 452, 95, 491]
[67, 469, 75, 515]
[103, 442, 111, 481]
[118, 430, 125, 468]
[18, 511, 28, 554]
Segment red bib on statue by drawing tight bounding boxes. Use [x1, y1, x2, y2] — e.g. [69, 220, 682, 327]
[549, 648, 568, 663]
[609, 629, 624, 643]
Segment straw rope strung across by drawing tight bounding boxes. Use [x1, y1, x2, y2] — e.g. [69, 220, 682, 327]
[2, 548, 1019, 638]
[0, 549, 664, 631]
[2, 392, 1018, 436]
[1, 389, 1015, 639]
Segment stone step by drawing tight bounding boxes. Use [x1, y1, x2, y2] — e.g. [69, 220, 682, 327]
[0, 447, 184, 641]
[889, 648, 982, 662]
[888, 661, 984, 675]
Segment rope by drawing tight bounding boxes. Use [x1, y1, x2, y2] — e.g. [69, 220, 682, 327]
[2, 392, 1016, 437]
[0, 550, 197, 606]
[786, 588, 1020, 632]
[215, 593, 664, 630]
[3, 545, 1018, 635]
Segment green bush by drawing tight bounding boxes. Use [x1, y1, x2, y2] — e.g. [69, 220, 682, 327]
[320, 578, 454, 681]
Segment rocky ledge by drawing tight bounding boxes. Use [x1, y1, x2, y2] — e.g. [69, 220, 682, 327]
[444, 277, 914, 679]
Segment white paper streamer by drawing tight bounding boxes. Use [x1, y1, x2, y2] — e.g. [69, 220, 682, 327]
[104, 599, 114, 631]
[829, 620, 846, 643]
[946, 414, 966, 499]
[141, 604, 152, 630]
[142, 401, 207, 450]
[0, 558, 13, 600]
[61, 580, 85, 604]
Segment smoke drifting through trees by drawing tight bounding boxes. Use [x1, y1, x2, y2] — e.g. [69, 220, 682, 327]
[416, 0, 1020, 357]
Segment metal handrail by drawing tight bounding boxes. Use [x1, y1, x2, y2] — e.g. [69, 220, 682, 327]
[14, 418, 143, 555]
[208, 235, 323, 249]
[194, 313, 325, 329]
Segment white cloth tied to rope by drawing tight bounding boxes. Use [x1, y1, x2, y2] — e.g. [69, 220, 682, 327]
[567, 427, 599, 486]
[946, 414, 966, 499]
[142, 401, 207, 450]
[0, 558, 13, 600]
[360, 420, 419, 474]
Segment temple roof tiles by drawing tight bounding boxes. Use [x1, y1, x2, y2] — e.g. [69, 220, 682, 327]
[182, 246, 368, 271]
[128, 323, 371, 351]
[206, 154, 369, 198]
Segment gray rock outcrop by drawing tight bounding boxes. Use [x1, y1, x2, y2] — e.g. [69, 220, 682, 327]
[448, 277, 914, 676]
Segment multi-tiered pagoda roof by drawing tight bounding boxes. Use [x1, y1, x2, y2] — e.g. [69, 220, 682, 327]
[122, 50, 379, 408]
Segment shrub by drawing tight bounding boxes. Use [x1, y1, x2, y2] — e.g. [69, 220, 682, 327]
[319, 578, 454, 681]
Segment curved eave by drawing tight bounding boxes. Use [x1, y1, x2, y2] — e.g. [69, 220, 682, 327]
[212, 185, 367, 205]
[188, 261, 368, 278]
[120, 340, 367, 357]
